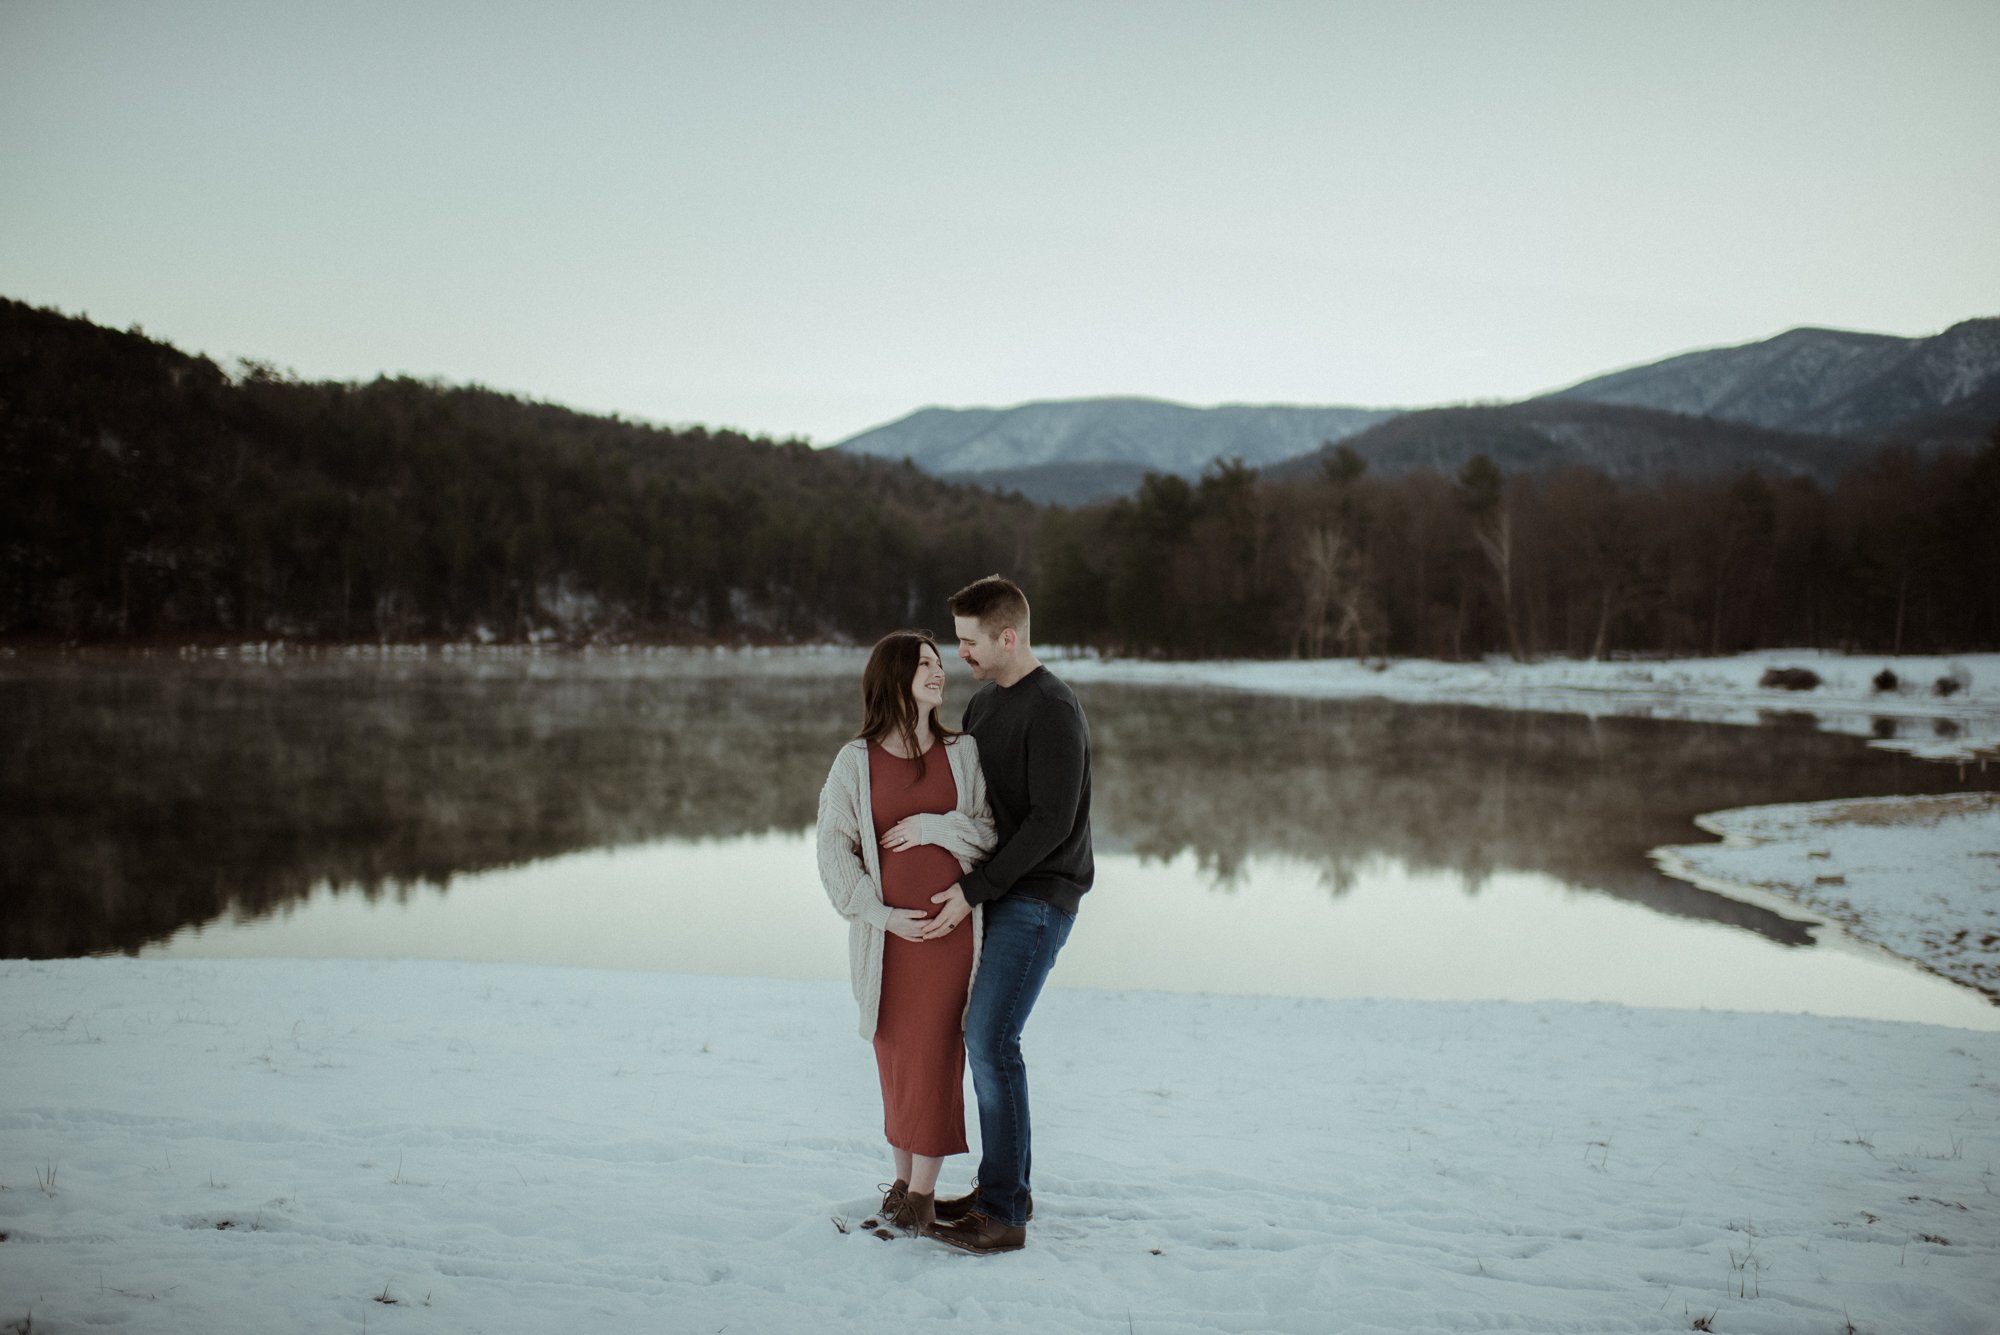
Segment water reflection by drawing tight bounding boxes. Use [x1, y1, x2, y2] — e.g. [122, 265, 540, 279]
[2, 652, 854, 957]
[140, 833, 2000, 1031]
[4, 652, 1994, 981]
[1085, 685, 1984, 945]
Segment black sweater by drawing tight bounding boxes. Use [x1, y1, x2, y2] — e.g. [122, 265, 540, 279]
[958, 666, 1094, 914]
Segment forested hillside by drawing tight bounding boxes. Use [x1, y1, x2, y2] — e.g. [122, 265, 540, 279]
[5, 298, 1995, 658]
[0, 299, 1033, 643]
[1266, 400, 1887, 487]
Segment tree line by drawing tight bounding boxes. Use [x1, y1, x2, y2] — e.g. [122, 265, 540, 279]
[5, 297, 1995, 656]
[1033, 436, 2000, 657]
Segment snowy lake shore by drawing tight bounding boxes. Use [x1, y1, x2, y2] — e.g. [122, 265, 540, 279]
[1055, 650, 2000, 766]
[4, 958, 1997, 1335]
[1655, 793, 2000, 1001]
[1062, 649, 2000, 1015]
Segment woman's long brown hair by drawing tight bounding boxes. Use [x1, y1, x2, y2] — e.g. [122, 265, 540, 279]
[857, 629, 958, 783]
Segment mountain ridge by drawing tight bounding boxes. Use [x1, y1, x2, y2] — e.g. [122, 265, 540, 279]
[839, 397, 1399, 476]
[836, 318, 2000, 503]
[1546, 317, 2000, 439]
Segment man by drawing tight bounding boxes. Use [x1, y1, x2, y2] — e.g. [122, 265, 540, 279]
[921, 574, 1093, 1254]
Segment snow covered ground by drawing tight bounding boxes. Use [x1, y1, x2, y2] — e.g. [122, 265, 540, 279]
[1055, 650, 2000, 765]
[1656, 794, 2000, 1000]
[4, 959, 1997, 1335]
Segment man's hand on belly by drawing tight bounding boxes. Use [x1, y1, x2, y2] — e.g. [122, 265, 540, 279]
[919, 884, 972, 940]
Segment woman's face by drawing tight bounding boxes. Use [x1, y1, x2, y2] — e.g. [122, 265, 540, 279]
[910, 644, 946, 712]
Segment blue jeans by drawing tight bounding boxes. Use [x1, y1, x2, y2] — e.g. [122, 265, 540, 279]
[966, 895, 1073, 1228]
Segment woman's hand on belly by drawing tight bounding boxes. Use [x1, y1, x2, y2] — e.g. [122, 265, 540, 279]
[880, 816, 933, 852]
[884, 908, 933, 942]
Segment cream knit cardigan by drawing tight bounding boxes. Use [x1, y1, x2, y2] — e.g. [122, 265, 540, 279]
[816, 735, 997, 1040]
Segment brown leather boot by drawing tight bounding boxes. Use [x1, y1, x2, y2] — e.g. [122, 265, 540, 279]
[864, 1179, 908, 1229]
[888, 1189, 935, 1235]
[934, 1187, 1032, 1224]
[929, 1208, 1026, 1254]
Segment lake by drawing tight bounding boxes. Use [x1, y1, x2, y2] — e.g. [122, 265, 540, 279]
[5, 647, 1996, 1030]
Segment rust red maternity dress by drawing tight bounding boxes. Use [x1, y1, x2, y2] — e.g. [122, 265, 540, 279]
[868, 741, 974, 1157]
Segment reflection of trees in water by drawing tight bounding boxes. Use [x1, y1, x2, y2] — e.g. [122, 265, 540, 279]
[2, 655, 860, 957]
[1084, 686, 1997, 942]
[7, 657, 1994, 960]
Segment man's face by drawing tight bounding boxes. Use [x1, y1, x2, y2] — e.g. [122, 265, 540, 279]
[953, 615, 1008, 681]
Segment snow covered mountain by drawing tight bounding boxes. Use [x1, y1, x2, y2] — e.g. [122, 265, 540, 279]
[835, 398, 1397, 486]
[1544, 317, 2000, 439]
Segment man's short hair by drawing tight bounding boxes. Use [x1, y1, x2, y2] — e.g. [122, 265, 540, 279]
[949, 574, 1031, 639]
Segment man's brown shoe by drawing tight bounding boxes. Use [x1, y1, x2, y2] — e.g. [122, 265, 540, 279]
[929, 1208, 1026, 1254]
[934, 1188, 1032, 1225]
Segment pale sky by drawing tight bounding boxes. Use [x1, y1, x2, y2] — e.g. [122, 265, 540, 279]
[4, 0, 1996, 444]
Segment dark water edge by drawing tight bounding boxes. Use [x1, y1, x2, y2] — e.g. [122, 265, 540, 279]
[4, 649, 1996, 962]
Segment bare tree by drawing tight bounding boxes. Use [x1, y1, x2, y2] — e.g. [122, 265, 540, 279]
[1295, 525, 1378, 658]
[1459, 455, 1525, 661]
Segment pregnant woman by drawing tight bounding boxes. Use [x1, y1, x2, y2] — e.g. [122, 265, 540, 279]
[816, 629, 996, 1235]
